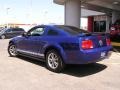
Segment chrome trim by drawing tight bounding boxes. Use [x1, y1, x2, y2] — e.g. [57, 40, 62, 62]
[17, 49, 44, 57]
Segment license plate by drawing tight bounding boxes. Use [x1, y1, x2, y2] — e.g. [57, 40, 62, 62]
[101, 52, 106, 57]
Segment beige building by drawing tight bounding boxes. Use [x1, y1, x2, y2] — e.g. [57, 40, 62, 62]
[54, 0, 120, 32]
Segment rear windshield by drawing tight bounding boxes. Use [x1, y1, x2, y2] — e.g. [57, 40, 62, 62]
[56, 25, 89, 35]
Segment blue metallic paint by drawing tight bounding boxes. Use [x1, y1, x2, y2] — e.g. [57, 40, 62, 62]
[9, 25, 112, 64]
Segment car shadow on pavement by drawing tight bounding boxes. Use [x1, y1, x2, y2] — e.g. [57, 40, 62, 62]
[113, 46, 120, 52]
[63, 64, 107, 77]
[17, 56, 107, 77]
[17, 56, 46, 68]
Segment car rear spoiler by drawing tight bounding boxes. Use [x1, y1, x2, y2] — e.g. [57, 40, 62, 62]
[78, 32, 110, 37]
[91, 32, 110, 36]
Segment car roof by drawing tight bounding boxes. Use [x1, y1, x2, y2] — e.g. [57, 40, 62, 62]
[34, 24, 76, 28]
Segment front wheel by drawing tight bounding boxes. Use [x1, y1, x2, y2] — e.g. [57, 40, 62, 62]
[1, 35, 5, 39]
[8, 44, 18, 57]
[46, 50, 65, 73]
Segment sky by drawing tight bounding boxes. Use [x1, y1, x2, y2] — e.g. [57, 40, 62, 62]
[0, 0, 87, 28]
[0, 0, 64, 24]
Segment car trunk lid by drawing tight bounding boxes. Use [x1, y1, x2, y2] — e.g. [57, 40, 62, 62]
[78, 32, 110, 49]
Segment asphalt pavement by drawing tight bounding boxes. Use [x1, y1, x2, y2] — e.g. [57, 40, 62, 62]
[0, 39, 120, 90]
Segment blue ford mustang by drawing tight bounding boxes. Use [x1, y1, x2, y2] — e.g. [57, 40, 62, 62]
[8, 25, 112, 72]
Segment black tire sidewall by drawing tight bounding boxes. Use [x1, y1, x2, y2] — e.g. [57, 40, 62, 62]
[46, 50, 65, 73]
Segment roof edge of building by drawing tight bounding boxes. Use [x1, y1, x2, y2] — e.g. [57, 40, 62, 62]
[53, 0, 66, 5]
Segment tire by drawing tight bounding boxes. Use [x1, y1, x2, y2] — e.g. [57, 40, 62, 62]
[46, 50, 65, 73]
[8, 43, 18, 57]
[1, 35, 5, 39]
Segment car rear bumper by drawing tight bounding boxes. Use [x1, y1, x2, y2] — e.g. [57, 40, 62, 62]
[64, 46, 112, 64]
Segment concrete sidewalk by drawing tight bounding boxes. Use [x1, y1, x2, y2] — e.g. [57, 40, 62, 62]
[102, 52, 120, 64]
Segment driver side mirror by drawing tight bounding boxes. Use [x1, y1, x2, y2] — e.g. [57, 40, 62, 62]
[22, 32, 27, 37]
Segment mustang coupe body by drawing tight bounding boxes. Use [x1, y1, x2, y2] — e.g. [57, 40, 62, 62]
[8, 25, 112, 72]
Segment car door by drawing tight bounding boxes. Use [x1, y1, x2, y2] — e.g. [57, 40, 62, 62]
[17, 26, 46, 58]
[11, 29, 17, 37]
[13, 28, 24, 37]
[5, 29, 13, 38]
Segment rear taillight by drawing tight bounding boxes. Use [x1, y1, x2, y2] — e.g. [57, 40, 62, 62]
[106, 39, 111, 46]
[82, 40, 93, 49]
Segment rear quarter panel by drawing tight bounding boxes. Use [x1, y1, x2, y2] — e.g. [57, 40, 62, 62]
[41, 36, 80, 63]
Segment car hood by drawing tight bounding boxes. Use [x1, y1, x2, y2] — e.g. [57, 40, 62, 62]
[11, 35, 22, 40]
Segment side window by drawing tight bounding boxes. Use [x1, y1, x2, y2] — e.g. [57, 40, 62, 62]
[29, 28, 44, 36]
[12, 29, 16, 32]
[5, 29, 12, 33]
[16, 28, 24, 32]
[12, 29, 20, 32]
[47, 30, 59, 36]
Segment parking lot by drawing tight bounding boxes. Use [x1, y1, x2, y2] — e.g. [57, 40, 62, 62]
[0, 39, 120, 90]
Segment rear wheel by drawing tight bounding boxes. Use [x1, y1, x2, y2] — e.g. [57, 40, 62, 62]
[46, 50, 65, 73]
[8, 43, 17, 57]
[1, 35, 5, 39]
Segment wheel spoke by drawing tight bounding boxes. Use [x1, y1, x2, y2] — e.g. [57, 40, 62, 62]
[53, 61, 58, 67]
[48, 52, 59, 69]
[9, 45, 17, 56]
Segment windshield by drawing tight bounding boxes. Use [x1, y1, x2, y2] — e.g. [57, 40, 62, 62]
[0, 29, 6, 34]
[56, 25, 89, 35]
